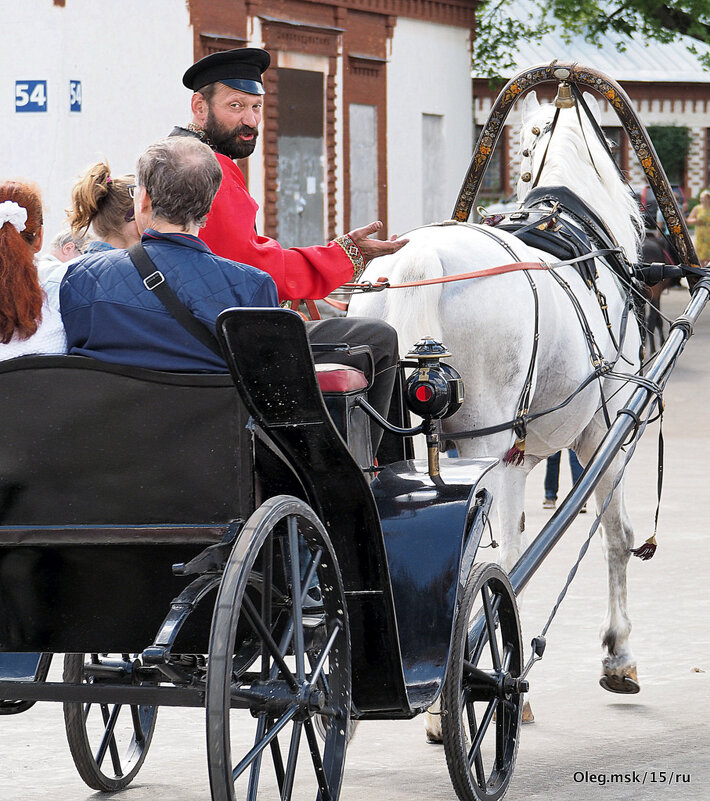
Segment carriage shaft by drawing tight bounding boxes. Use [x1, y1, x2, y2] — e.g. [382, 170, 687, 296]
[508, 280, 710, 597]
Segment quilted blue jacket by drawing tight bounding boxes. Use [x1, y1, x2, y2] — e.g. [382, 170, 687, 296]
[60, 228, 278, 371]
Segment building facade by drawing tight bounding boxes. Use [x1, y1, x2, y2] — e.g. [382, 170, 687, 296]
[2, 0, 474, 246]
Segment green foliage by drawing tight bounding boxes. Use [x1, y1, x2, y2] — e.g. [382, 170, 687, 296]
[474, 0, 710, 79]
[647, 125, 693, 183]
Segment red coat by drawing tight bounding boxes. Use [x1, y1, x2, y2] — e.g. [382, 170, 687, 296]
[200, 154, 355, 302]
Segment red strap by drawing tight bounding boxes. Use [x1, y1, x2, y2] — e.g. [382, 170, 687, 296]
[304, 299, 321, 320]
[323, 296, 349, 312]
[344, 260, 548, 291]
[285, 299, 322, 320]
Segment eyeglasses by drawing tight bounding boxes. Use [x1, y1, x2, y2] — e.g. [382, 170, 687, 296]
[127, 184, 137, 199]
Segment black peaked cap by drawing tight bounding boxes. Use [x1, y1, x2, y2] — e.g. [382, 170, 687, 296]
[182, 48, 271, 95]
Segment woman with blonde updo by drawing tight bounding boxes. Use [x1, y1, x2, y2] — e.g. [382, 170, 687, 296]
[66, 161, 139, 252]
[0, 180, 67, 359]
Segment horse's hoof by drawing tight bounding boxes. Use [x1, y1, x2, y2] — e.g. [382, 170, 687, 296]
[599, 665, 640, 694]
[522, 700, 534, 723]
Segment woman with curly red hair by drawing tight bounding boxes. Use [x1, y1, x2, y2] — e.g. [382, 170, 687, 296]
[0, 180, 67, 359]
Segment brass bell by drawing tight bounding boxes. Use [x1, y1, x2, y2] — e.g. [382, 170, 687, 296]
[521, 172, 532, 183]
[554, 81, 575, 108]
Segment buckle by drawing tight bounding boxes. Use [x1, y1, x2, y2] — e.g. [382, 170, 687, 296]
[143, 271, 165, 290]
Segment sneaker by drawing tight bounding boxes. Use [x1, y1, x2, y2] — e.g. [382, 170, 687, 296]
[542, 498, 556, 509]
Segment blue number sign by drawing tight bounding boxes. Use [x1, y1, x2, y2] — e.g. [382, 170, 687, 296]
[69, 80, 82, 112]
[15, 81, 48, 112]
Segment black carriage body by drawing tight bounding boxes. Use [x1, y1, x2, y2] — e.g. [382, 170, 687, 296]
[217, 308, 496, 718]
[0, 310, 495, 720]
[0, 356, 253, 654]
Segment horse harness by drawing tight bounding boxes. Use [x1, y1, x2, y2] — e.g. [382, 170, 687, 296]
[499, 187, 647, 345]
[435, 185, 642, 444]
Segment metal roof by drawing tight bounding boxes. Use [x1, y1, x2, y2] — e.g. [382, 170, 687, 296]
[474, 1, 710, 83]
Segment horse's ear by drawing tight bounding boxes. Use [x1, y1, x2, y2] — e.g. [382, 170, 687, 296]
[521, 91, 540, 122]
[582, 92, 602, 125]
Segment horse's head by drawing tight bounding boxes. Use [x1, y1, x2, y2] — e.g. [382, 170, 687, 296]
[516, 90, 642, 261]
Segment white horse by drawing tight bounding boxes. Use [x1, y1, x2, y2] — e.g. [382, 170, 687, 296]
[349, 91, 645, 735]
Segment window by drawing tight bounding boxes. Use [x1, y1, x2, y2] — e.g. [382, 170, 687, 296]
[422, 114, 447, 223]
[349, 104, 378, 227]
[647, 125, 691, 187]
[475, 125, 504, 196]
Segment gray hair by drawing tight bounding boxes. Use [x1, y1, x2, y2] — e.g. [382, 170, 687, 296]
[136, 137, 222, 228]
[50, 227, 94, 252]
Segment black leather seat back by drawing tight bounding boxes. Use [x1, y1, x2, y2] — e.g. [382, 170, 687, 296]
[0, 356, 252, 526]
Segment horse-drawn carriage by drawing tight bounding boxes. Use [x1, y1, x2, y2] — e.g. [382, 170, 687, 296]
[1, 63, 708, 801]
[0, 307, 515, 801]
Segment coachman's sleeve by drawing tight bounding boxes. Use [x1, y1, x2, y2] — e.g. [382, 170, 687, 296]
[199, 155, 364, 302]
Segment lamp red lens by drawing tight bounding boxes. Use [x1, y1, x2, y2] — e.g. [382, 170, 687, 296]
[415, 384, 433, 402]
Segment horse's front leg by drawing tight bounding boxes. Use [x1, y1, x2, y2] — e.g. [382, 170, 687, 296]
[590, 450, 639, 693]
[424, 460, 531, 742]
[495, 463, 536, 722]
[494, 463, 529, 572]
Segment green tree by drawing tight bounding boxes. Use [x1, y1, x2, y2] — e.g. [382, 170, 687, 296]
[475, 0, 710, 79]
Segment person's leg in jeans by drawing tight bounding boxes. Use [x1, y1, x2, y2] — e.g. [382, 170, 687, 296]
[569, 450, 584, 484]
[568, 450, 587, 512]
[307, 316, 399, 453]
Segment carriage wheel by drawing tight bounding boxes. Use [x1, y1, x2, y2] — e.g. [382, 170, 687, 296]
[441, 563, 524, 801]
[63, 653, 158, 791]
[0, 653, 52, 715]
[206, 495, 351, 801]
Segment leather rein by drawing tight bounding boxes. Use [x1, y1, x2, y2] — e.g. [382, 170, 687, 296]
[293, 261, 548, 316]
[339, 248, 619, 295]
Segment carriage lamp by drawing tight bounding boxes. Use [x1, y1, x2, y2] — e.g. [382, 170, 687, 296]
[404, 338, 465, 485]
[404, 338, 464, 419]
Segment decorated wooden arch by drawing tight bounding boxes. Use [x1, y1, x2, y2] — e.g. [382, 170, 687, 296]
[453, 61, 700, 269]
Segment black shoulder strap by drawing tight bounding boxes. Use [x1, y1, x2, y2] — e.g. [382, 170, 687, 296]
[127, 242, 223, 358]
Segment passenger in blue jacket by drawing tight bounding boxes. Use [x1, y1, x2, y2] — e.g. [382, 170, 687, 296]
[60, 136, 278, 372]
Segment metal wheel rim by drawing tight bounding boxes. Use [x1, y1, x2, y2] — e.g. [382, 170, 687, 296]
[442, 563, 523, 801]
[63, 652, 158, 792]
[206, 495, 351, 801]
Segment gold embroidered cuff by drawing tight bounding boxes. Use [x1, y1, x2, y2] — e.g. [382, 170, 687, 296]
[334, 234, 366, 280]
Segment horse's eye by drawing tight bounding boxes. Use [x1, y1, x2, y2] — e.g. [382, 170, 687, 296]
[531, 127, 540, 136]
[522, 149, 530, 157]
[521, 172, 532, 182]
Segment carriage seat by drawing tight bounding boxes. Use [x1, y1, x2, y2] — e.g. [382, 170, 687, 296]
[314, 363, 368, 394]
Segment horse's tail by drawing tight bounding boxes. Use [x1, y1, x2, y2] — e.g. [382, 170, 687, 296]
[384, 244, 444, 356]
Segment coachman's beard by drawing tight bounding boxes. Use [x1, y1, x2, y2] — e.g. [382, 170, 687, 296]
[204, 112, 259, 160]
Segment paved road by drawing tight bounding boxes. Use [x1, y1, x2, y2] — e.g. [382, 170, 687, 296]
[1, 287, 709, 801]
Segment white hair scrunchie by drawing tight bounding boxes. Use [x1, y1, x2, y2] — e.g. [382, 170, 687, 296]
[0, 200, 28, 233]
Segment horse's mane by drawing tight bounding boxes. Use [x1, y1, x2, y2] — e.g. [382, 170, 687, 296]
[517, 101, 642, 262]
